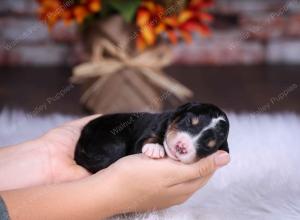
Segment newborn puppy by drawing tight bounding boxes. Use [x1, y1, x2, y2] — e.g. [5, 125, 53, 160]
[75, 102, 229, 173]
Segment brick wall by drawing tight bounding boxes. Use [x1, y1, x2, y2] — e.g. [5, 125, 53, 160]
[1, 0, 300, 66]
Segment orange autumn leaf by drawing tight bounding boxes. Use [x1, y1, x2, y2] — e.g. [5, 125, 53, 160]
[89, 0, 101, 12]
[178, 10, 193, 24]
[136, 35, 147, 51]
[180, 30, 193, 43]
[198, 12, 213, 22]
[37, 0, 102, 27]
[196, 24, 211, 36]
[62, 10, 73, 25]
[190, 0, 214, 8]
[136, 0, 213, 50]
[163, 17, 178, 27]
[141, 26, 156, 45]
[143, 1, 156, 12]
[166, 30, 178, 44]
[136, 9, 151, 26]
[154, 22, 165, 34]
[74, 6, 88, 23]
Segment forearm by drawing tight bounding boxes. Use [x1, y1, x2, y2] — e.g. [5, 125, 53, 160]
[0, 139, 50, 190]
[1, 173, 119, 220]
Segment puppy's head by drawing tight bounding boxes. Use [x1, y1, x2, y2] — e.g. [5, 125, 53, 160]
[163, 102, 229, 164]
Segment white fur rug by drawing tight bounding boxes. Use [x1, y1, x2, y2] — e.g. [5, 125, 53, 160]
[1, 110, 300, 220]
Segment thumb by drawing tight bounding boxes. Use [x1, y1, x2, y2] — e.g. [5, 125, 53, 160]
[64, 114, 102, 129]
[168, 151, 230, 185]
[195, 150, 230, 178]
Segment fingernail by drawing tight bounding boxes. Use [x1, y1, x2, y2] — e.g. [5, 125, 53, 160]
[215, 152, 230, 167]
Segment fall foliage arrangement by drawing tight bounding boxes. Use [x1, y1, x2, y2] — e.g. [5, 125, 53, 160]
[37, 0, 213, 50]
[37, 0, 214, 113]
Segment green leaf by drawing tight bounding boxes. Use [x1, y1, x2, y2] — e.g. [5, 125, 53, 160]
[108, 0, 141, 23]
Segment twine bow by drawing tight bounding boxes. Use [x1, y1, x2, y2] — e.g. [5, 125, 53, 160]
[71, 38, 193, 105]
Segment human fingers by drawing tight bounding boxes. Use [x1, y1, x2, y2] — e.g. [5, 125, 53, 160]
[165, 151, 230, 186]
[64, 114, 102, 129]
[168, 173, 213, 196]
[162, 174, 213, 207]
[52, 165, 91, 184]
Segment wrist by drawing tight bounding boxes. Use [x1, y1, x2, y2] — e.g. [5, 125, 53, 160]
[2, 172, 125, 220]
[83, 170, 126, 218]
[0, 138, 51, 190]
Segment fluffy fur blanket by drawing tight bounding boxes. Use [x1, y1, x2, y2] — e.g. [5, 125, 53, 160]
[1, 110, 300, 220]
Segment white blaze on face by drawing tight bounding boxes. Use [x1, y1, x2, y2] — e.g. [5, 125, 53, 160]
[164, 116, 225, 164]
[192, 116, 225, 143]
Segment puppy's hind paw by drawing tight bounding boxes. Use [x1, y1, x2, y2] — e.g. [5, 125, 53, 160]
[142, 143, 165, 159]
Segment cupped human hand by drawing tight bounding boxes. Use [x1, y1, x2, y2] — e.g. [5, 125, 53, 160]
[0, 115, 104, 190]
[91, 151, 230, 214]
[0, 114, 230, 219]
[41, 115, 101, 184]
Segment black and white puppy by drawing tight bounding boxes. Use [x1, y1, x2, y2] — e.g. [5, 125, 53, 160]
[75, 102, 229, 173]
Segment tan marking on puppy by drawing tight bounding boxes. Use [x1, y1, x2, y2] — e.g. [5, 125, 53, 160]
[207, 139, 216, 148]
[165, 116, 179, 138]
[169, 116, 180, 129]
[165, 121, 178, 141]
[191, 117, 199, 125]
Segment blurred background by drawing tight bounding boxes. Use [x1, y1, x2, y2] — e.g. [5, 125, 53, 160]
[0, 0, 299, 117]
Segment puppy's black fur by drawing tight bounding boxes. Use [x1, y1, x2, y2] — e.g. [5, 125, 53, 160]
[75, 102, 229, 173]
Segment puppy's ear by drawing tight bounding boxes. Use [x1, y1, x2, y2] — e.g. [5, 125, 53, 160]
[174, 102, 195, 115]
[170, 102, 194, 121]
[219, 140, 229, 153]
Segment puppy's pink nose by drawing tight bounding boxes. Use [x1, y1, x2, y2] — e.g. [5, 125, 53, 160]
[175, 141, 188, 154]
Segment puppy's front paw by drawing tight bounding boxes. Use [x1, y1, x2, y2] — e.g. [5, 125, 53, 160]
[142, 143, 165, 159]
